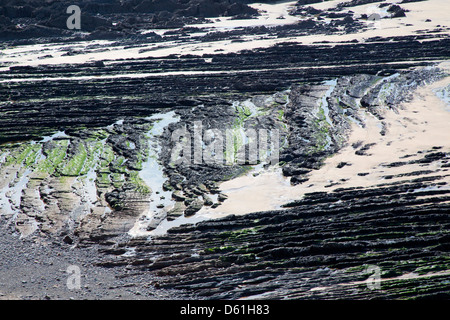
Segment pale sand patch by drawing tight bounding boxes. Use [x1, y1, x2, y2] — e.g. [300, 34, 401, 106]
[196, 61, 450, 218]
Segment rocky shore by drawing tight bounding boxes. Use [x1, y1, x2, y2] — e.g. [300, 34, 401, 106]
[100, 174, 450, 299]
[1, 0, 449, 300]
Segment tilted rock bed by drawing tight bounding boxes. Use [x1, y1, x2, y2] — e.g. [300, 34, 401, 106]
[1, 61, 447, 241]
[1, 21, 450, 298]
[2, 37, 449, 143]
[98, 169, 450, 299]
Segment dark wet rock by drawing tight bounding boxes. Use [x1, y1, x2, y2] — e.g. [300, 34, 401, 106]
[337, 0, 385, 10]
[290, 175, 310, 185]
[217, 193, 228, 202]
[295, 0, 324, 6]
[98, 175, 450, 300]
[355, 143, 376, 156]
[421, 152, 447, 162]
[167, 201, 186, 221]
[387, 5, 408, 18]
[282, 165, 312, 176]
[357, 172, 369, 176]
[62, 235, 73, 244]
[337, 161, 351, 168]
[171, 190, 186, 202]
[105, 189, 126, 211]
[184, 199, 204, 216]
[202, 195, 214, 206]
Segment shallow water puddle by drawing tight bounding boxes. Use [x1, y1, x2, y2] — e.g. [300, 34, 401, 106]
[0, 168, 31, 218]
[128, 111, 180, 237]
[434, 84, 450, 110]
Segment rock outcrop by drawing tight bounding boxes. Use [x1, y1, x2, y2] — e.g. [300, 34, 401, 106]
[0, 0, 449, 301]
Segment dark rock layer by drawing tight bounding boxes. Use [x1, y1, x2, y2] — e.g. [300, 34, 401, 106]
[98, 165, 450, 299]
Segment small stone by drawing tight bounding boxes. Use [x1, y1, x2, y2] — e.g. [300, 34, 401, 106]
[162, 181, 173, 191]
[185, 199, 204, 217]
[197, 183, 209, 193]
[203, 195, 213, 206]
[167, 202, 186, 221]
[62, 235, 73, 244]
[191, 187, 203, 196]
[336, 162, 350, 169]
[172, 190, 186, 201]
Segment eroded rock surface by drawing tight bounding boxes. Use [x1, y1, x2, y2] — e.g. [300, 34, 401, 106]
[1, 0, 449, 300]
